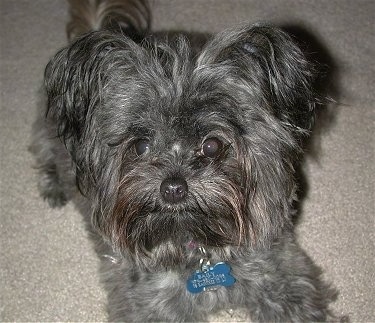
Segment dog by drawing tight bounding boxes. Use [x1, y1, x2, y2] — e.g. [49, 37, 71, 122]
[31, 0, 339, 321]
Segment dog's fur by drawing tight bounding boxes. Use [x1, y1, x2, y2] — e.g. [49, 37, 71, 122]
[31, 0, 338, 321]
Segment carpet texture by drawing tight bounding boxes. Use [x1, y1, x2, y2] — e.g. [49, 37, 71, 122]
[1, 0, 374, 321]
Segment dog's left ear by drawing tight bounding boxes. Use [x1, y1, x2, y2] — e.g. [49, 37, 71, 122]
[198, 24, 316, 134]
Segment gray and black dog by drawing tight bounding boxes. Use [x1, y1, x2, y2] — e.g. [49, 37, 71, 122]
[31, 0, 339, 321]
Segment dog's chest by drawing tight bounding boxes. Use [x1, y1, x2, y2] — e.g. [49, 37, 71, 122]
[153, 270, 252, 322]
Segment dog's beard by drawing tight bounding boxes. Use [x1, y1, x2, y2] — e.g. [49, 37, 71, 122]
[104, 161, 248, 269]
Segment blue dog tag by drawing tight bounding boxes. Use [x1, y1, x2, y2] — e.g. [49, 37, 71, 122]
[187, 262, 235, 294]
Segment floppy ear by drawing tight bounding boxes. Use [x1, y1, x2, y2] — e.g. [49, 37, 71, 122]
[45, 32, 110, 151]
[198, 23, 316, 134]
[45, 31, 147, 196]
[44, 31, 141, 153]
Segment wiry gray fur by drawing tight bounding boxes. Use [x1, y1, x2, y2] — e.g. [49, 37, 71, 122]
[30, 1, 340, 321]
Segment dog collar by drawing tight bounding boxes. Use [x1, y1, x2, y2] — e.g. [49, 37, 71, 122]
[186, 245, 236, 294]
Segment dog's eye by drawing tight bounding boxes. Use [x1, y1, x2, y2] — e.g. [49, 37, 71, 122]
[135, 139, 150, 156]
[201, 138, 223, 158]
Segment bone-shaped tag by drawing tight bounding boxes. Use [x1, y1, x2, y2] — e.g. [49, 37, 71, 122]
[186, 262, 235, 294]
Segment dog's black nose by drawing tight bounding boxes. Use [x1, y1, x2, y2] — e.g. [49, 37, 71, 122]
[160, 177, 188, 203]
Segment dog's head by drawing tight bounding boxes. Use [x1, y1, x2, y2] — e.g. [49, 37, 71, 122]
[45, 24, 316, 269]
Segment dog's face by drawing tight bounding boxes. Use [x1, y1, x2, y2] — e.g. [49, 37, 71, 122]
[45, 24, 315, 269]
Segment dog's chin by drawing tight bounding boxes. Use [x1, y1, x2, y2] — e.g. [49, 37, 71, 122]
[114, 209, 241, 270]
[126, 237, 235, 271]
[130, 239, 197, 270]
[106, 183, 247, 262]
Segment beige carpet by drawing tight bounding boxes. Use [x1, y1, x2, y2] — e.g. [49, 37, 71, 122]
[1, 0, 374, 321]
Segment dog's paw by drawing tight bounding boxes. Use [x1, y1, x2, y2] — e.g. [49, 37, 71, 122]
[42, 189, 68, 208]
[37, 171, 69, 208]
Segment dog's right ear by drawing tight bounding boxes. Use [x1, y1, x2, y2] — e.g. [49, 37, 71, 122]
[44, 31, 141, 154]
